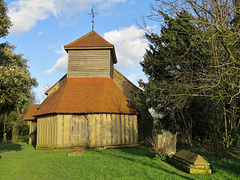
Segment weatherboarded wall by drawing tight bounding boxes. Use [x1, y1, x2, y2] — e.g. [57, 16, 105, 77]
[67, 49, 113, 78]
[36, 114, 138, 149]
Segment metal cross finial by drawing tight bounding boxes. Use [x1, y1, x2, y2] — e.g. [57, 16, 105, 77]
[87, 7, 98, 31]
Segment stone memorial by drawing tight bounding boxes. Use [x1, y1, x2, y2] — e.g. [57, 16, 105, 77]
[170, 150, 212, 174]
[157, 131, 177, 156]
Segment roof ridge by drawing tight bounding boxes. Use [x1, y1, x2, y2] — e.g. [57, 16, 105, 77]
[92, 31, 113, 46]
[64, 31, 113, 48]
[64, 31, 93, 48]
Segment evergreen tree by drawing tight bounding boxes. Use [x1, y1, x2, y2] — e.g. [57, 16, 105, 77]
[139, 0, 240, 156]
[139, 11, 211, 144]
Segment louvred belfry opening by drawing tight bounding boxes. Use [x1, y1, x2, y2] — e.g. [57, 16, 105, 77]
[64, 31, 117, 78]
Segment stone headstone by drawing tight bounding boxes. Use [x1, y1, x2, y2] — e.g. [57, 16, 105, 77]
[170, 150, 212, 174]
[157, 131, 177, 156]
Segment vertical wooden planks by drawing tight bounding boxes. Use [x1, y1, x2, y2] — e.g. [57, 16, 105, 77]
[102, 114, 107, 146]
[53, 115, 56, 146]
[54, 115, 57, 146]
[57, 115, 62, 146]
[40, 118, 42, 145]
[116, 115, 121, 144]
[121, 115, 125, 144]
[125, 115, 129, 144]
[129, 115, 133, 144]
[40, 117, 43, 145]
[100, 114, 103, 146]
[44, 117, 47, 145]
[68, 115, 72, 145]
[90, 115, 96, 146]
[96, 115, 101, 146]
[56, 115, 58, 146]
[79, 116, 83, 144]
[37, 120, 39, 145]
[28, 121, 32, 145]
[39, 118, 42, 146]
[48, 116, 50, 145]
[112, 114, 117, 145]
[63, 115, 70, 145]
[50, 116, 52, 145]
[69, 115, 72, 145]
[82, 115, 88, 145]
[119, 115, 122, 144]
[107, 114, 112, 145]
[36, 113, 138, 149]
[133, 115, 138, 143]
[71, 115, 76, 145]
[87, 114, 91, 145]
[43, 117, 46, 145]
[43, 117, 45, 145]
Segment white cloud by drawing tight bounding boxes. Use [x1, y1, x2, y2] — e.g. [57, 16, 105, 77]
[8, 0, 126, 34]
[98, 0, 127, 9]
[45, 48, 68, 74]
[8, 0, 57, 34]
[104, 25, 148, 68]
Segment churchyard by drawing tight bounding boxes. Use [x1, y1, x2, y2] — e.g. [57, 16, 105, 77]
[0, 142, 239, 180]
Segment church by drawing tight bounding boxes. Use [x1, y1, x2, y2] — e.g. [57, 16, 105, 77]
[24, 30, 153, 150]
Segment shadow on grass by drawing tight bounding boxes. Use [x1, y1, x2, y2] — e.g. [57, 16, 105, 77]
[95, 148, 194, 180]
[114, 147, 155, 158]
[194, 148, 240, 175]
[0, 143, 23, 153]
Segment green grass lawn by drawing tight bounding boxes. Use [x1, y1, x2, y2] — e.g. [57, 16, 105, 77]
[0, 142, 239, 180]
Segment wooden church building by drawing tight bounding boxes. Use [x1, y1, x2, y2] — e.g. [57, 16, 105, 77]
[24, 30, 153, 150]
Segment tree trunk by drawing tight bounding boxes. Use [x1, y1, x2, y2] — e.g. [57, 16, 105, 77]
[2, 114, 7, 143]
[208, 113, 220, 157]
[224, 107, 229, 148]
[212, 114, 220, 157]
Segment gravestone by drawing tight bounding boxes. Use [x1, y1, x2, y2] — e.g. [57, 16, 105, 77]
[157, 131, 177, 156]
[170, 150, 212, 174]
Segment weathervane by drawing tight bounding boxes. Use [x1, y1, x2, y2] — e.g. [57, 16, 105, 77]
[87, 7, 98, 31]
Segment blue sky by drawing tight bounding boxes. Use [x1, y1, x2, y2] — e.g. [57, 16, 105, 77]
[2, 0, 159, 103]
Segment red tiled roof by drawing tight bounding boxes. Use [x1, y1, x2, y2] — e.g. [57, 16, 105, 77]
[64, 31, 117, 63]
[23, 104, 39, 120]
[35, 78, 139, 116]
[64, 31, 113, 48]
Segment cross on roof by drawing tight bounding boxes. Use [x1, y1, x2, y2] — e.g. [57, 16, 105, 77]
[87, 7, 98, 31]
